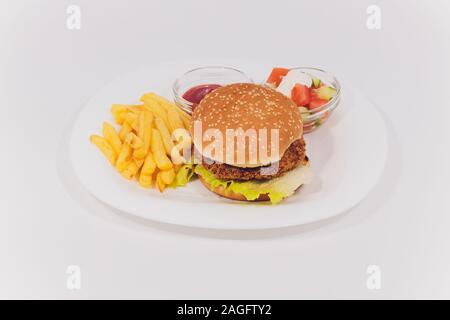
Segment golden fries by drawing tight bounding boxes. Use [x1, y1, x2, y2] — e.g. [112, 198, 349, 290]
[124, 112, 137, 126]
[116, 143, 132, 172]
[167, 108, 184, 132]
[154, 116, 174, 156]
[111, 104, 127, 124]
[160, 96, 190, 126]
[111, 104, 128, 115]
[119, 122, 132, 141]
[121, 161, 139, 180]
[127, 105, 144, 113]
[102, 122, 122, 155]
[133, 157, 144, 168]
[91, 92, 193, 192]
[156, 171, 166, 192]
[141, 152, 156, 176]
[125, 132, 143, 149]
[151, 129, 173, 170]
[90, 135, 116, 165]
[134, 111, 152, 159]
[138, 172, 152, 188]
[160, 168, 175, 185]
[179, 110, 191, 130]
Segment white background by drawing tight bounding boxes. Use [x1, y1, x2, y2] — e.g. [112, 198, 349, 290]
[1, 0, 449, 299]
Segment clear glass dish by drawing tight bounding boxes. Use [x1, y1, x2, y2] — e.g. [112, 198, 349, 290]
[286, 67, 341, 133]
[172, 66, 253, 114]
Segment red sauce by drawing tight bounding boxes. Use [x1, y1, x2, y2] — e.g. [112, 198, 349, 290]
[182, 84, 221, 110]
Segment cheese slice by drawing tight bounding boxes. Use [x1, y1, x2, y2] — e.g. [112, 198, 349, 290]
[277, 70, 313, 96]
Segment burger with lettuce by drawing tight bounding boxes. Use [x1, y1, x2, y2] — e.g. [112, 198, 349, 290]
[191, 83, 312, 204]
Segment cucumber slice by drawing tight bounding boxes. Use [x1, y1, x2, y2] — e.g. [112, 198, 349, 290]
[298, 106, 310, 114]
[298, 106, 310, 122]
[313, 86, 337, 100]
[312, 77, 321, 88]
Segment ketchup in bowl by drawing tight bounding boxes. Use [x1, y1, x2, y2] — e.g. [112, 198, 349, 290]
[182, 84, 221, 110]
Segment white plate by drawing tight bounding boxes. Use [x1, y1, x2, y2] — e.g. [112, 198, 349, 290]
[70, 59, 388, 230]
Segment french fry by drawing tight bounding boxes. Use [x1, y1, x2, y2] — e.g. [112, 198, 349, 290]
[112, 103, 143, 112]
[133, 157, 144, 169]
[131, 115, 140, 132]
[154, 116, 174, 156]
[173, 164, 182, 178]
[152, 169, 159, 184]
[151, 128, 173, 170]
[134, 111, 153, 159]
[156, 171, 166, 192]
[152, 106, 170, 130]
[178, 110, 191, 130]
[141, 93, 171, 129]
[167, 108, 184, 132]
[138, 172, 152, 188]
[160, 168, 175, 185]
[127, 105, 144, 113]
[119, 122, 132, 141]
[140, 93, 163, 108]
[111, 104, 128, 124]
[147, 93, 191, 129]
[90, 135, 116, 165]
[124, 112, 138, 128]
[125, 132, 143, 149]
[111, 104, 128, 115]
[141, 152, 156, 175]
[113, 112, 126, 125]
[102, 122, 122, 154]
[145, 93, 175, 112]
[93, 92, 194, 193]
[121, 161, 139, 180]
[116, 143, 132, 172]
[142, 92, 163, 105]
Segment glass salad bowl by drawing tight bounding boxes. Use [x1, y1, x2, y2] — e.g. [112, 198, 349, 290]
[265, 67, 341, 133]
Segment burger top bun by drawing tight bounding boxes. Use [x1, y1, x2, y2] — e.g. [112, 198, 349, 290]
[192, 83, 303, 168]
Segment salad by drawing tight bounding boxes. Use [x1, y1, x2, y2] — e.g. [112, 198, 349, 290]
[266, 67, 339, 133]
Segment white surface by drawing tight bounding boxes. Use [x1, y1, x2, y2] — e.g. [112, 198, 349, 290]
[70, 59, 387, 229]
[1, 0, 450, 299]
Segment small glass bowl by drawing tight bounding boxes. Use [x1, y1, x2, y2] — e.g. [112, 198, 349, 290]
[287, 67, 341, 134]
[173, 66, 253, 114]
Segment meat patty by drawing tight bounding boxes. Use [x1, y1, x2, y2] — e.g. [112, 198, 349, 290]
[202, 138, 306, 181]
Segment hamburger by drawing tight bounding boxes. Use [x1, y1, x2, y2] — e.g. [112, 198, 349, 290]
[192, 83, 312, 204]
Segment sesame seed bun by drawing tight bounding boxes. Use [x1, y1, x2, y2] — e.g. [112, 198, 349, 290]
[192, 83, 303, 168]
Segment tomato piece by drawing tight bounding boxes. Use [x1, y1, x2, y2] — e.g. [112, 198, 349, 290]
[308, 99, 329, 110]
[266, 67, 289, 87]
[291, 84, 311, 106]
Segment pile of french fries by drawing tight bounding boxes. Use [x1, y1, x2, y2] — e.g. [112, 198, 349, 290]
[90, 92, 192, 192]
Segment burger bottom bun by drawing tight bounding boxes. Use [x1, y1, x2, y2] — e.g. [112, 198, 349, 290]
[198, 158, 310, 202]
[198, 176, 271, 202]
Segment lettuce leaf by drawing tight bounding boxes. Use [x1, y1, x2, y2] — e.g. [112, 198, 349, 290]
[169, 163, 195, 188]
[195, 164, 312, 205]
